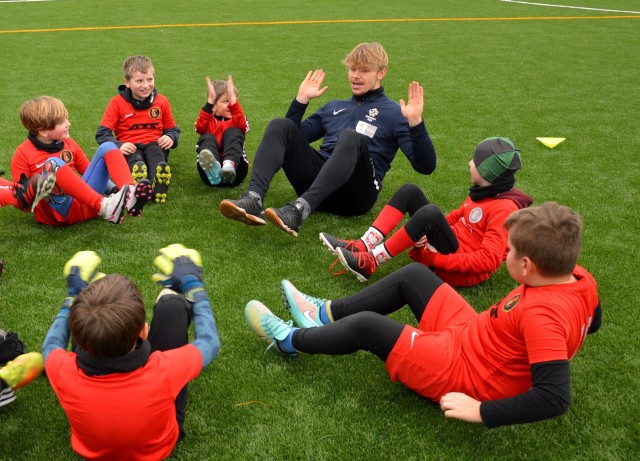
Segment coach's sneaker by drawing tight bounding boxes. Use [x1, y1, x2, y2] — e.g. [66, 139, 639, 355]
[99, 184, 130, 224]
[131, 161, 148, 183]
[0, 352, 44, 391]
[336, 247, 376, 282]
[219, 192, 265, 226]
[126, 179, 153, 217]
[319, 232, 366, 255]
[280, 279, 328, 328]
[14, 173, 56, 212]
[265, 201, 303, 237]
[244, 300, 297, 356]
[221, 160, 236, 185]
[198, 149, 221, 185]
[152, 162, 171, 203]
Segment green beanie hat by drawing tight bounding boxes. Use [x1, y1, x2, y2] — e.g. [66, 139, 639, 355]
[473, 137, 522, 183]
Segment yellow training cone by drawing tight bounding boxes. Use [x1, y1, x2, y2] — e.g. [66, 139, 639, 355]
[536, 137, 566, 149]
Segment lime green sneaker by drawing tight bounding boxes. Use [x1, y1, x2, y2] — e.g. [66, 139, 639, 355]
[244, 300, 297, 356]
[280, 280, 327, 328]
[0, 352, 44, 390]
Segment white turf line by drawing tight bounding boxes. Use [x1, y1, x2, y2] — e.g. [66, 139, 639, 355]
[499, 0, 640, 15]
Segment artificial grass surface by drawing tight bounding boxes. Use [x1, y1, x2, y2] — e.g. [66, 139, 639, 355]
[0, 1, 638, 459]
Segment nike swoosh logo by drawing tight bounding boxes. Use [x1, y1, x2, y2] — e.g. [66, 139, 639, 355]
[332, 109, 346, 115]
[303, 310, 318, 326]
[410, 331, 419, 349]
[124, 113, 135, 119]
[36, 161, 47, 168]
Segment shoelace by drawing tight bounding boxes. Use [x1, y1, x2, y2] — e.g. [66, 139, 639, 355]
[261, 315, 295, 356]
[329, 257, 347, 277]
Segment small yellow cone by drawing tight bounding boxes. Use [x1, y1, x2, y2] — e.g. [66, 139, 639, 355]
[536, 137, 566, 149]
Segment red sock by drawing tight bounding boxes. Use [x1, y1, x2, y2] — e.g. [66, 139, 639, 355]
[371, 205, 405, 236]
[55, 165, 102, 213]
[105, 148, 134, 187]
[383, 226, 416, 257]
[0, 186, 19, 208]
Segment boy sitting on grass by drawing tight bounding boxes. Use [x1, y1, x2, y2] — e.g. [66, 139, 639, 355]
[42, 245, 219, 459]
[246, 202, 601, 427]
[322, 136, 532, 286]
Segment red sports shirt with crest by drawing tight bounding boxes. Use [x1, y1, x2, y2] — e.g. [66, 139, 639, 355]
[99, 93, 178, 144]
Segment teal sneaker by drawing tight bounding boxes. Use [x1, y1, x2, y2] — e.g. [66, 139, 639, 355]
[244, 300, 297, 356]
[280, 280, 327, 328]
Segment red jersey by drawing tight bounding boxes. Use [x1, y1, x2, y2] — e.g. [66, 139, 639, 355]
[46, 344, 203, 461]
[100, 93, 178, 144]
[409, 195, 520, 286]
[386, 265, 599, 402]
[11, 137, 93, 225]
[194, 100, 249, 152]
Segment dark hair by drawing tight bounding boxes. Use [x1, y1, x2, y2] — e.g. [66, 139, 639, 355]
[504, 201, 583, 277]
[70, 274, 146, 358]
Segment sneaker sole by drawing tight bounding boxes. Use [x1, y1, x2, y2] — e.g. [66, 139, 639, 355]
[31, 173, 57, 212]
[131, 162, 148, 183]
[265, 208, 298, 237]
[336, 248, 369, 283]
[219, 200, 265, 226]
[280, 280, 321, 328]
[220, 168, 236, 185]
[128, 180, 153, 217]
[319, 232, 339, 255]
[198, 151, 221, 185]
[152, 164, 171, 203]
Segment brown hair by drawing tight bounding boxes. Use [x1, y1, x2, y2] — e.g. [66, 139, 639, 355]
[342, 42, 388, 71]
[19, 96, 68, 133]
[504, 201, 583, 277]
[70, 274, 146, 358]
[123, 55, 154, 80]
[210, 79, 238, 105]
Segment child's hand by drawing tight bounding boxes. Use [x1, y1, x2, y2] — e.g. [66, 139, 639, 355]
[296, 70, 328, 104]
[439, 392, 482, 423]
[120, 142, 137, 155]
[152, 244, 204, 297]
[157, 135, 174, 150]
[63, 251, 105, 298]
[414, 235, 428, 248]
[399, 81, 424, 127]
[226, 75, 237, 105]
[206, 76, 216, 104]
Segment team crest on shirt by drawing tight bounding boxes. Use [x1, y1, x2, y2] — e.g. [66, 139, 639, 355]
[149, 107, 161, 119]
[502, 294, 521, 312]
[469, 207, 483, 223]
[60, 150, 73, 163]
[366, 108, 378, 122]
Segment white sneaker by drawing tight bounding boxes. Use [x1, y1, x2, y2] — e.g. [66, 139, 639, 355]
[99, 185, 130, 224]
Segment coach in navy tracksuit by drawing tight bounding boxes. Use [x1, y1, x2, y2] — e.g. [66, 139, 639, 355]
[219, 42, 437, 237]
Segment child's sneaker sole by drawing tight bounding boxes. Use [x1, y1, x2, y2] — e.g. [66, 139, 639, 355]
[198, 149, 221, 185]
[127, 179, 153, 216]
[152, 162, 171, 203]
[131, 161, 148, 183]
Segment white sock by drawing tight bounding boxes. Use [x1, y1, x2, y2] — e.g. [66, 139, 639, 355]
[361, 227, 384, 251]
[371, 244, 392, 266]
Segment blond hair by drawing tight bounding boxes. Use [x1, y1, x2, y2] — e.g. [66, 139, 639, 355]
[504, 202, 583, 277]
[70, 274, 146, 358]
[342, 42, 388, 71]
[123, 55, 154, 80]
[19, 96, 68, 133]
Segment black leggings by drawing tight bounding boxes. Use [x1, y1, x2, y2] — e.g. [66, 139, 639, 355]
[248, 118, 379, 216]
[388, 183, 459, 254]
[148, 294, 193, 442]
[292, 263, 444, 360]
[195, 129, 249, 187]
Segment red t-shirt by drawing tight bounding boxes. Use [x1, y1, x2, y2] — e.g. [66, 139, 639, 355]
[46, 345, 203, 461]
[100, 93, 178, 144]
[194, 100, 249, 151]
[386, 265, 599, 402]
[11, 137, 92, 225]
[409, 196, 519, 286]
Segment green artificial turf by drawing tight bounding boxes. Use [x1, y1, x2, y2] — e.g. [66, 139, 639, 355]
[0, 0, 638, 459]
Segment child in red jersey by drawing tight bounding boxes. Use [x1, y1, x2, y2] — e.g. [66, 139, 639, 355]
[42, 245, 220, 460]
[321, 137, 532, 286]
[246, 202, 601, 428]
[194, 75, 250, 187]
[11, 96, 152, 226]
[96, 55, 181, 203]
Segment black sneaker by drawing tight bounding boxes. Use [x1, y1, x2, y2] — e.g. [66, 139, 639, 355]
[126, 179, 153, 217]
[152, 162, 171, 203]
[219, 192, 265, 226]
[265, 201, 303, 237]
